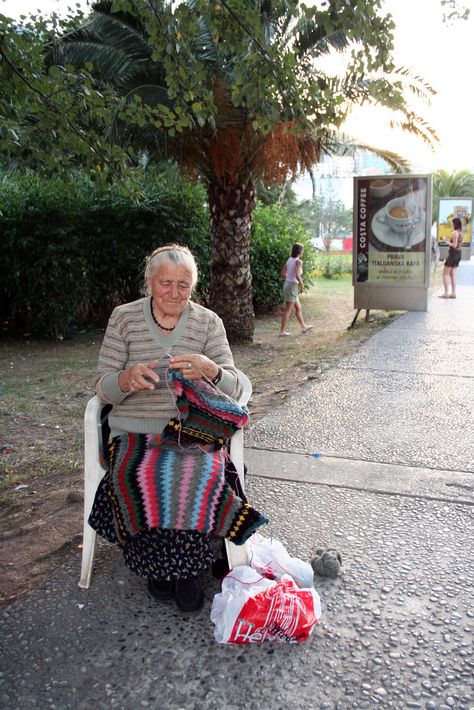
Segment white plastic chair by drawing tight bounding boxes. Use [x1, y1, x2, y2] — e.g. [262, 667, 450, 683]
[78, 369, 252, 589]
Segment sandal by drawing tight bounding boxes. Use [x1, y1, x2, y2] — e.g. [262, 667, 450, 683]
[279, 331, 291, 337]
[438, 294, 449, 299]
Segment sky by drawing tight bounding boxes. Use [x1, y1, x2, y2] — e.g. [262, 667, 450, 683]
[2, 0, 474, 173]
[343, 0, 474, 173]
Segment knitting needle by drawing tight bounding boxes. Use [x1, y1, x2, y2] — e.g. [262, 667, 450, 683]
[164, 351, 236, 399]
[165, 351, 220, 390]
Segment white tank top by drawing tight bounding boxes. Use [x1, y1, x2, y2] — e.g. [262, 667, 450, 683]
[286, 257, 300, 283]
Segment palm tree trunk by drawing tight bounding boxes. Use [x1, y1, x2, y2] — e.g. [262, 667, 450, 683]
[207, 180, 256, 343]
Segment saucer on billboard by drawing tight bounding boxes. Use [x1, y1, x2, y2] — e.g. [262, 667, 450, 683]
[371, 208, 425, 250]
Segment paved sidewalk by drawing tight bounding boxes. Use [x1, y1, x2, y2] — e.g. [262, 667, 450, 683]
[1, 261, 473, 710]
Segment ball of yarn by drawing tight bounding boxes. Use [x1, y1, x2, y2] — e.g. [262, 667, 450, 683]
[311, 548, 343, 577]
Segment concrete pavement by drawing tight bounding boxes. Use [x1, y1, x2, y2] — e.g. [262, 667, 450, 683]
[1, 260, 473, 710]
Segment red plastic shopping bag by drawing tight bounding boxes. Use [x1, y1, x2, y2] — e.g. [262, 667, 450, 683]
[211, 566, 321, 644]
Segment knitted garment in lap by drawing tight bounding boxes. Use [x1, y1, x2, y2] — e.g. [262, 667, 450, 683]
[157, 370, 249, 450]
[108, 433, 268, 546]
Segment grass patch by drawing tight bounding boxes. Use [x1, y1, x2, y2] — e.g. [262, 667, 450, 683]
[231, 276, 396, 391]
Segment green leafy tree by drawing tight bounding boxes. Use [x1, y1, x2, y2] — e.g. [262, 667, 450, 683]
[255, 180, 298, 209]
[0, 9, 127, 178]
[296, 193, 352, 253]
[1, 0, 437, 342]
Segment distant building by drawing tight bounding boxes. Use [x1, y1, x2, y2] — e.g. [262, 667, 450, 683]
[353, 152, 390, 176]
[311, 235, 353, 253]
[294, 151, 392, 208]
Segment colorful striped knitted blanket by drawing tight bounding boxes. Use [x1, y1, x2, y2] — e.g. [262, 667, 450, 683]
[108, 433, 268, 545]
[157, 370, 249, 450]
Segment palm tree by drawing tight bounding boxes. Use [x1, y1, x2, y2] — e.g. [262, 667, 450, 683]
[51, 0, 437, 342]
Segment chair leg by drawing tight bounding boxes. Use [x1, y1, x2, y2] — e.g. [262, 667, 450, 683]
[78, 522, 97, 589]
[81, 395, 110, 588]
[226, 429, 251, 568]
[78, 457, 106, 588]
[225, 539, 249, 569]
[229, 430, 245, 493]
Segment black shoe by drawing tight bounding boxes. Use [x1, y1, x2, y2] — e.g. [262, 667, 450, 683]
[211, 556, 230, 580]
[175, 577, 204, 613]
[147, 577, 175, 601]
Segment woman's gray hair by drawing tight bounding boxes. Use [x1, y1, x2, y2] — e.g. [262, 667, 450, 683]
[144, 244, 198, 293]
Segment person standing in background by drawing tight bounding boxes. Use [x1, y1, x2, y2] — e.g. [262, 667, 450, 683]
[279, 243, 313, 337]
[440, 217, 463, 299]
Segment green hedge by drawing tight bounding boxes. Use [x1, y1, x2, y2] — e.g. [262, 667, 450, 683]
[0, 169, 210, 337]
[0, 172, 313, 337]
[251, 203, 315, 313]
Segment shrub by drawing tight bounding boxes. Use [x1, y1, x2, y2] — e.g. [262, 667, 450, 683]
[0, 171, 315, 337]
[251, 203, 315, 313]
[0, 172, 92, 338]
[312, 253, 352, 279]
[79, 168, 210, 326]
[0, 168, 210, 337]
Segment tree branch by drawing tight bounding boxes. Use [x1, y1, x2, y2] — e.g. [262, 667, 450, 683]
[0, 38, 124, 180]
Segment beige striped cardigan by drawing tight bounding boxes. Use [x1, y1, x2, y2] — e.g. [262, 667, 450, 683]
[95, 297, 242, 436]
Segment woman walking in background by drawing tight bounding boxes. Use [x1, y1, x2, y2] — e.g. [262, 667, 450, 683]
[440, 217, 463, 299]
[279, 242, 313, 336]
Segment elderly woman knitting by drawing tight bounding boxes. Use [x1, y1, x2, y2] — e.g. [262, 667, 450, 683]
[89, 244, 267, 613]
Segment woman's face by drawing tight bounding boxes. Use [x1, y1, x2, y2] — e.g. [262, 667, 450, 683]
[149, 262, 193, 317]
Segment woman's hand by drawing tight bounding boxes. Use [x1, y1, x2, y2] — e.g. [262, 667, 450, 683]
[169, 354, 220, 382]
[119, 359, 160, 393]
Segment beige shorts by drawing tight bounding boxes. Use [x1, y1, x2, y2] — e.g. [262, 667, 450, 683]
[283, 281, 299, 303]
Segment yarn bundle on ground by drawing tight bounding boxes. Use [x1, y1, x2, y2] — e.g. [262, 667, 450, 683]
[310, 548, 343, 577]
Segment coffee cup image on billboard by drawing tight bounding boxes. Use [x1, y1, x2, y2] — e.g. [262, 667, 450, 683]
[377, 197, 420, 234]
[369, 179, 394, 199]
[371, 197, 424, 250]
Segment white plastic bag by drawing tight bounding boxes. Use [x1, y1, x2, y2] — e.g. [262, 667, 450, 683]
[211, 565, 321, 644]
[247, 533, 314, 589]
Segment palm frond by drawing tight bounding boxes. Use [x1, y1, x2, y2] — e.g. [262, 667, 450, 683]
[51, 41, 140, 81]
[387, 115, 438, 148]
[313, 128, 412, 173]
[293, 17, 350, 59]
[433, 169, 474, 198]
[191, 16, 220, 66]
[66, 12, 151, 62]
[391, 65, 436, 96]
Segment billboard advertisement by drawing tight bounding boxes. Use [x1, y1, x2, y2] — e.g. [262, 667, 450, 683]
[437, 198, 472, 246]
[354, 175, 430, 285]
